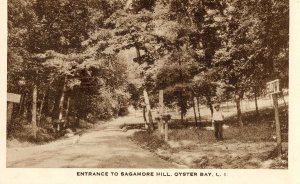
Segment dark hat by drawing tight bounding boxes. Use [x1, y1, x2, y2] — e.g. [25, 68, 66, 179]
[214, 104, 220, 108]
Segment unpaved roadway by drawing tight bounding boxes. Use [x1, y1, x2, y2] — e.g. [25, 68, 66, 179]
[6, 116, 178, 168]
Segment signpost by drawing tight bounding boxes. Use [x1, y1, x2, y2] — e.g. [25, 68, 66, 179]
[7, 93, 21, 123]
[7, 93, 21, 103]
[266, 79, 282, 158]
[158, 90, 170, 141]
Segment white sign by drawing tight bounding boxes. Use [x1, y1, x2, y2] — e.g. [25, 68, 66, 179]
[266, 79, 280, 94]
[7, 93, 21, 103]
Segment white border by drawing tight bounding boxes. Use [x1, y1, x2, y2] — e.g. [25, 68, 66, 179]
[0, 0, 299, 184]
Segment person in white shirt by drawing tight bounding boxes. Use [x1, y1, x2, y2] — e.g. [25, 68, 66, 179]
[212, 104, 224, 140]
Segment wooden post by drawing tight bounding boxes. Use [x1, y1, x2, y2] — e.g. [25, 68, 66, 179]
[159, 90, 164, 135]
[7, 93, 22, 122]
[272, 93, 282, 158]
[162, 115, 171, 141]
[18, 93, 24, 117]
[32, 85, 37, 139]
[164, 122, 168, 141]
[7, 102, 14, 123]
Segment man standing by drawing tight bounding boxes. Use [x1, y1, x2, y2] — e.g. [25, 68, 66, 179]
[212, 104, 225, 140]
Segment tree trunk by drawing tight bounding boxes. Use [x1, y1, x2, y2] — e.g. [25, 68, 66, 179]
[32, 85, 37, 139]
[179, 93, 186, 123]
[159, 90, 164, 135]
[136, 45, 141, 58]
[235, 93, 243, 127]
[206, 96, 213, 117]
[42, 89, 49, 116]
[192, 97, 198, 126]
[135, 45, 141, 64]
[18, 92, 25, 117]
[143, 90, 154, 131]
[181, 110, 184, 122]
[26, 97, 32, 122]
[51, 77, 65, 121]
[65, 95, 70, 120]
[38, 91, 47, 126]
[52, 91, 63, 121]
[142, 106, 147, 123]
[254, 87, 259, 117]
[58, 83, 66, 121]
[51, 77, 66, 131]
[196, 97, 201, 122]
[57, 79, 67, 131]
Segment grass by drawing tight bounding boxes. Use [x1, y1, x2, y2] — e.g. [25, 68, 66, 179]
[169, 106, 288, 143]
[132, 106, 289, 145]
[130, 106, 289, 169]
[131, 130, 170, 151]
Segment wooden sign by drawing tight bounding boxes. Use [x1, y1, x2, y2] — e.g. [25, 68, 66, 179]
[7, 93, 21, 103]
[266, 79, 280, 94]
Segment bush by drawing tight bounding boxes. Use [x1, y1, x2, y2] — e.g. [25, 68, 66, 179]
[118, 107, 129, 116]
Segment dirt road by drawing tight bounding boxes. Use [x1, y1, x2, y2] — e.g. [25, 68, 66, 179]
[6, 116, 178, 168]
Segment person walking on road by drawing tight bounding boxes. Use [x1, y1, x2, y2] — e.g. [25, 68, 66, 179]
[212, 104, 225, 140]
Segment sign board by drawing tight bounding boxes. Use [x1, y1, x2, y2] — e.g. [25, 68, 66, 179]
[266, 79, 280, 94]
[7, 93, 21, 103]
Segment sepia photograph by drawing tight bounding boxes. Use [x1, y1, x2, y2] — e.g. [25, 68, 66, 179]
[5, 0, 291, 171]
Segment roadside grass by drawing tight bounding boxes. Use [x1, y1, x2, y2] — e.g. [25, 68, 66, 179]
[7, 118, 101, 146]
[132, 106, 288, 146]
[169, 105, 288, 143]
[130, 130, 170, 151]
[131, 106, 289, 168]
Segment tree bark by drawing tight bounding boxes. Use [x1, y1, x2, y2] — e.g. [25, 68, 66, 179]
[58, 82, 66, 121]
[26, 97, 32, 122]
[57, 79, 67, 131]
[32, 85, 37, 139]
[142, 106, 147, 123]
[52, 90, 63, 121]
[192, 97, 198, 126]
[51, 77, 66, 131]
[179, 93, 186, 123]
[143, 90, 154, 131]
[180, 110, 184, 122]
[18, 92, 25, 117]
[51, 77, 65, 121]
[159, 90, 164, 135]
[206, 96, 213, 117]
[42, 89, 49, 116]
[254, 86, 259, 117]
[65, 95, 70, 120]
[38, 91, 47, 126]
[196, 97, 201, 122]
[235, 93, 243, 127]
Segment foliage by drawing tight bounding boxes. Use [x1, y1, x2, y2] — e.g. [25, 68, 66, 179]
[7, 0, 289, 139]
